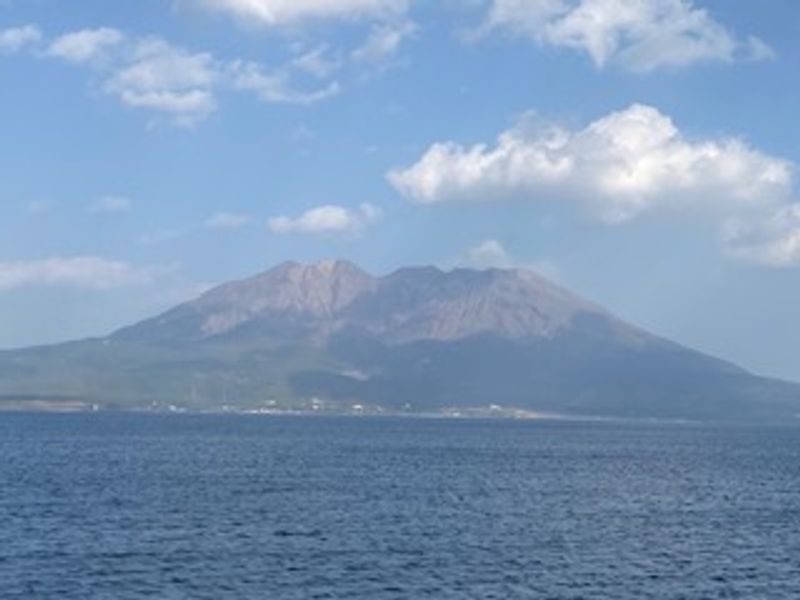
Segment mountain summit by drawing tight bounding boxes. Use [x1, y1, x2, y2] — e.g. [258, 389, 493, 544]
[1, 260, 799, 421]
[117, 260, 616, 345]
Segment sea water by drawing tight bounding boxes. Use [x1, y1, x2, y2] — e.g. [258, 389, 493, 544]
[1, 413, 799, 599]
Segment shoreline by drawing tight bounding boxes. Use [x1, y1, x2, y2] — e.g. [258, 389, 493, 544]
[0, 401, 722, 426]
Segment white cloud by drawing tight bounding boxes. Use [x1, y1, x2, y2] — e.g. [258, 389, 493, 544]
[390, 104, 793, 224]
[268, 203, 380, 234]
[205, 212, 253, 229]
[44, 31, 218, 126]
[0, 25, 41, 53]
[290, 45, 342, 78]
[88, 196, 133, 215]
[483, 0, 771, 72]
[351, 19, 417, 62]
[42, 28, 342, 125]
[723, 206, 800, 268]
[195, 0, 409, 26]
[47, 27, 124, 64]
[455, 239, 561, 279]
[0, 257, 157, 291]
[104, 37, 219, 126]
[745, 35, 776, 63]
[461, 239, 511, 269]
[229, 60, 341, 105]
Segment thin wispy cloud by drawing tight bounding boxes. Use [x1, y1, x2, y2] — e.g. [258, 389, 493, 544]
[229, 60, 341, 106]
[184, 0, 417, 65]
[47, 27, 124, 64]
[351, 19, 417, 62]
[137, 228, 189, 246]
[290, 45, 343, 78]
[88, 196, 133, 215]
[27, 200, 51, 215]
[724, 206, 800, 268]
[205, 212, 253, 230]
[0, 257, 156, 291]
[191, 0, 410, 27]
[0, 24, 41, 53]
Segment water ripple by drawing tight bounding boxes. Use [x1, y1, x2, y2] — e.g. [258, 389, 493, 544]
[1, 414, 800, 598]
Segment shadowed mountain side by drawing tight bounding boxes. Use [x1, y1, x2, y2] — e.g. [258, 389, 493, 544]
[1, 260, 799, 421]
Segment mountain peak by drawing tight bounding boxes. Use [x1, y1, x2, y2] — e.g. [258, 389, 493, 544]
[179, 259, 376, 337]
[270, 259, 368, 279]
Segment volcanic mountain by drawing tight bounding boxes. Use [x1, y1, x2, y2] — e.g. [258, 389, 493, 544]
[1, 260, 798, 421]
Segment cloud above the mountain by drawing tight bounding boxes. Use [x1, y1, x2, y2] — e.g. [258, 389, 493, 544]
[481, 0, 773, 72]
[390, 104, 792, 224]
[454, 239, 561, 279]
[268, 203, 381, 234]
[391, 103, 800, 266]
[461, 240, 512, 269]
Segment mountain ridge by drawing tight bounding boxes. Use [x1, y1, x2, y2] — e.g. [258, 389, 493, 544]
[1, 260, 797, 421]
[114, 259, 625, 346]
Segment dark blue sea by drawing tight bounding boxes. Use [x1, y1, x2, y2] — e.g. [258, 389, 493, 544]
[2, 414, 800, 599]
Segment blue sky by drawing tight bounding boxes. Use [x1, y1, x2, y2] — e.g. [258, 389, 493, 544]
[1, 0, 800, 381]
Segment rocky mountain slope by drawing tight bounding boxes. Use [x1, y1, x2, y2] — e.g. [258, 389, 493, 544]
[1, 260, 798, 421]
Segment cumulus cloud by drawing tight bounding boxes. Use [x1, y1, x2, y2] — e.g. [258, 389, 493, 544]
[47, 27, 124, 64]
[205, 212, 253, 229]
[482, 0, 772, 72]
[390, 104, 793, 224]
[268, 203, 381, 234]
[42, 29, 219, 125]
[104, 37, 219, 125]
[194, 0, 409, 26]
[39, 27, 343, 125]
[0, 257, 158, 291]
[8, 19, 404, 125]
[0, 24, 41, 53]
[88, 196, 133, 215]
